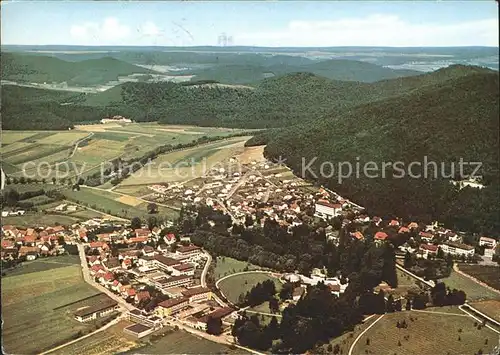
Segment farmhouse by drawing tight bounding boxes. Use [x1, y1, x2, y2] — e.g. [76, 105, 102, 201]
[156, 297, 190, 317]
[74, 299, 119, 322]
[374, 231, 388, 241]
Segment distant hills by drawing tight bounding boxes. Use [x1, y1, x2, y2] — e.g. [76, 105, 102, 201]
[1, 53, 154, 86]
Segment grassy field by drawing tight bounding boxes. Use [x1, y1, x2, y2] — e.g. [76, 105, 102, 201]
[469, 300, 500, 322]
[2, 124, 249, 180]
[118, 136, 251, 186]
[128, 329, 243, 354]
[353, 311, 499, 355]
[319, 315, 381, 354]
[458, 264, 500, 291]
[214, 256, 262, 280]
[51, 320, 140, 355]
[218, 272, 281, 305]
[1, 264, 101, 354]
[2, 255, 80, 277]
[61, 186, 178, 220]
[439, 270, 500, 301]
[1, 213, 82, 227]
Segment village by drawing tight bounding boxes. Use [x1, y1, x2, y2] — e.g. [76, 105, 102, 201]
[1, 153, 499, 349]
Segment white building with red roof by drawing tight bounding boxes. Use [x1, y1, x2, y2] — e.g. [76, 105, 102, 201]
[314, 200, 342, 220]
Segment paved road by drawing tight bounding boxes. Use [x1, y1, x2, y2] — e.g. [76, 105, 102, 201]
[200, 252, 212, 288]
[348, 314, 385, 355]
[77, 243, 135, 311]
[69, 132, 94, 158]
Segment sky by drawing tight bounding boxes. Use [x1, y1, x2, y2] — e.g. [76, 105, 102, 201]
[1, 1, 498, 47]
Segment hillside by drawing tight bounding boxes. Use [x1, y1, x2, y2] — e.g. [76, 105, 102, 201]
[262, 72, 500, 233]
[1, 53, 155, 86]
[187, 59, 421, 84]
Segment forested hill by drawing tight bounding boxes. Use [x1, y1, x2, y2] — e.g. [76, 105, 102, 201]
[184, 59, 420, 84]
[1, 52, 154, 86]
[2, 63, 496, 131]
[261, 72, 500, 234]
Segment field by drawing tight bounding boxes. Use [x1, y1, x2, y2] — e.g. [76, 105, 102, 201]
[1, 263, 102, 354]
[2, 254, 80, 277]
[458, 264, 500, 291]
[214, 256, 262, 280]
[61, 186, 178, 220]
[1, 213, 82, 227]
[51, 320, 140, 355]
[439, 270, 500, 301]
[128, 329, 243, 354]
[469, 300, 500, 322]
[353, 311, 499, 355]
[218, 272, 281, 305]
[2, 124, 249, 180]
[118, 136, 251, 186]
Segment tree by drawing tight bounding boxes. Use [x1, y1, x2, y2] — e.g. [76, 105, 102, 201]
[147, 216, 158, 230]
[269, 297, 279, 313]
[147, 202, 158, 214]
[206, 316, 223, 335]
[131, 217, 142, 230]
[58, 235, 66, 246]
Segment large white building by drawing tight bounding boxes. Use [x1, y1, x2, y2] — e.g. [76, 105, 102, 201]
[440, 242, 475, 257]
[479, 236, 497, 249]
[314, 200, 342, 220]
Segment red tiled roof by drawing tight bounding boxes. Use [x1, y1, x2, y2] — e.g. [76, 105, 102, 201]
[316, 200, 341, 209]
[351, 231, 364, 240]
[389, 220, 399, 226]
[398, 227, 410, 234]
[374, 231, 388, 240]
[136, 290, 151, 301]
[408, 222, 419, 229]
[166, 233, 175, 241]
[420, 244, 439, 252]
[419, 231, 434, 239]
[154, 255, 180, 266]
[127, 288, 136, 296]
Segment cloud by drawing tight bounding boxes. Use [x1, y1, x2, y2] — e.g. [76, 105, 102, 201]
[140, 21, 162, 37]
[70, 17, 130, 43]
[237, 14, 498, 47]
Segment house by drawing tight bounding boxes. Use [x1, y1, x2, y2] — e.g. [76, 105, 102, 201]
[181, 287, 212, 303]
[172, 263, 195, 276]
[143, 245, 155, 256]
[180, 235, 191, 243]
[408, 222, 419, 230]
[74, 299, 119, 322]
[314, 200, 342, 220]
[350, 231, 364, 241]
[156, 297, 190, 317]
[111, 280, 123, 292]
[18, 246, 39, 258]
[26, 251, 38, 261]
[389, 220, 400, 227]
[164, 234, 176, 245]
[398, 227, 410, 234]
[419, 244, 439, 258]
[104, 257, 121, 270]
[292, 286, 306, 301]
[479, 236, 497, 249]
[135, 290, 151, 304]
[135, 228, 150, 238]
[419, 231, 434, 242]
[89, 241, 109, 251]
[328, 284, 341, 297]
[122, 258, 133, 269]
[440, 242, 475, 257]
[196, 307, 235, 330]
[374, 231, 389, 241]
